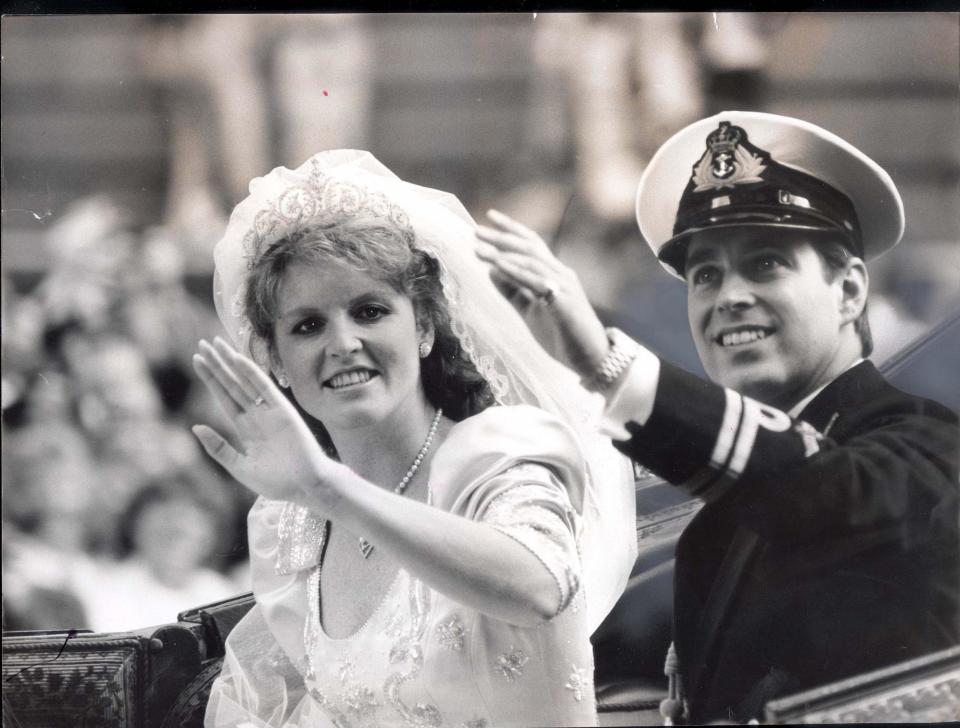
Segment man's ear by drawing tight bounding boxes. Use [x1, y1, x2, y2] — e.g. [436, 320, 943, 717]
[839, 257, 868, 325]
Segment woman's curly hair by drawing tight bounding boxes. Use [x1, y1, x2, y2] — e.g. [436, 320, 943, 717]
[244, 218, 495, 433]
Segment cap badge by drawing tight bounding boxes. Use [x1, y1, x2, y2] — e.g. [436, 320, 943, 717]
[691, 122, 767, 192]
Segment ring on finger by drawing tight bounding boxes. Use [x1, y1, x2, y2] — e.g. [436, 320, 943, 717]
[538, 280, 559, 305]
[253, 396, 266, 407]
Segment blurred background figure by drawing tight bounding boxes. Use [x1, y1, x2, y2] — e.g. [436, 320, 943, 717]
[74, 476, 237, 632]
[2, 12, 958, 633]
[535, 12, 767, 225]
[2, 419, 99, 630]
[1, 187, 249, 631]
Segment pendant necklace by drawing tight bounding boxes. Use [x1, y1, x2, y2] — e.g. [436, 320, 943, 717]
[358, 407, 443, 559]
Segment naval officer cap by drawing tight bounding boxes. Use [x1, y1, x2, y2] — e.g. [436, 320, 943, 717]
[635, 110, 905, 279]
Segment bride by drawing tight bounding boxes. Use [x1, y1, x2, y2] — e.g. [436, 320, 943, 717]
[193, 150, 636, 727]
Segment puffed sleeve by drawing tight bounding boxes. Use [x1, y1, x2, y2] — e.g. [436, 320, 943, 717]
[429, 405, 587, 616]
[481, 463, 582, 615]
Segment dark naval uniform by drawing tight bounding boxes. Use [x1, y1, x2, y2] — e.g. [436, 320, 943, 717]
[599, 110, 960, 723]
[615, 358, 959, 722]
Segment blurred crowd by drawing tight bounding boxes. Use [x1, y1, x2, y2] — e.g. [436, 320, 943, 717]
[2, 197, 253, 632]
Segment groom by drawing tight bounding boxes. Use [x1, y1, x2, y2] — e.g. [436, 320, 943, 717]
[476, 111, 959, 723]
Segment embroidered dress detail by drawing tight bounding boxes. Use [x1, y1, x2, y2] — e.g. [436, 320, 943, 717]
[565, 663, 592, 702]
[304, 567, 323, 680]
[381, 578, 445, 727]
[276, 502, 328, 575]
[342, 685, 379, 719]
[495, 646, 529, 682]
[435, 615, 467, 651]
[305, 569, 442, 728]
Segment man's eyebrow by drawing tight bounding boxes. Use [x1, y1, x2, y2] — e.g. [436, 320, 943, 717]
[686, 247, 719, 270]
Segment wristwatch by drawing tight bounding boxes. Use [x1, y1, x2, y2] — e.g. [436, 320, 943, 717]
[588, 327, 639, 391]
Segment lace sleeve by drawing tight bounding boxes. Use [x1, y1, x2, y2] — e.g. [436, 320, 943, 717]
[476, 462, 582, 617]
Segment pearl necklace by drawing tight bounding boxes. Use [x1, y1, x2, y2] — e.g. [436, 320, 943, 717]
[358, 407, 443, 559]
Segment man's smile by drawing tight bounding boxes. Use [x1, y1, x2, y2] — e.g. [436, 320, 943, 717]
[714, 325, 776, 348]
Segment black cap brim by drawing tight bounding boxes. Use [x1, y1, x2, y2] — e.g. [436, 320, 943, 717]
[658, 217, 859, 279]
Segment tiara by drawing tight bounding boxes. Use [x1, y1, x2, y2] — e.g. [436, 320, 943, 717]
[241, 157, 416, 268]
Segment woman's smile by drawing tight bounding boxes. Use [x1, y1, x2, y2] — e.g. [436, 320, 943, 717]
[273, 259, 431, 430]
[323, 368, 380, 391]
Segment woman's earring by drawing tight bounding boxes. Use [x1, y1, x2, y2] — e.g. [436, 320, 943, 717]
[419, 342, 431, 359]
[276, 372, 289, 388]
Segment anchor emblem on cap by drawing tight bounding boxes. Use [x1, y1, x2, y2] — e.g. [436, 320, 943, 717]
[691, 121, 767, 191]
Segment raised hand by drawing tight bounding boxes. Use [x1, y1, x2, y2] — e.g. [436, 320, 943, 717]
[475, 209, 610, 379]
[191, 337, 344, 509]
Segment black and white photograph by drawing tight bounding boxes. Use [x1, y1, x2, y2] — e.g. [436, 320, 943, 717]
[2, 11, 958, 727]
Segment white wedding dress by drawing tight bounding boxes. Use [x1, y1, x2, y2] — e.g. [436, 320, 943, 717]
[205, 406, 598, 728]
